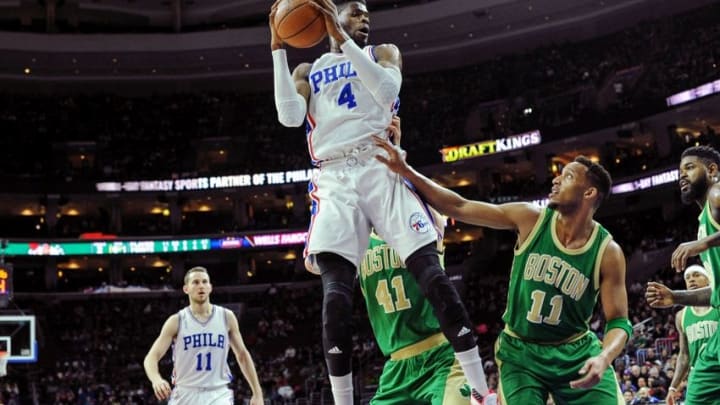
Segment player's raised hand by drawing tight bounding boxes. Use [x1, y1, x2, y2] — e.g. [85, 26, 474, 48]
[645, 281, 675, 308]
[269, 0, 284, 50]
[671, 240, 707, 272]
[150, 378, 172, 401]
[569, 355, 609, 389]
[372, 134, 409, 176]
[387, 115, 401, 146]
[309, 0, 347, 43]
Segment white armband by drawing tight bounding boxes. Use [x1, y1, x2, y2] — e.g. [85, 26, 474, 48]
[272, 49, 307, 127]
[340, 40, 401, 106]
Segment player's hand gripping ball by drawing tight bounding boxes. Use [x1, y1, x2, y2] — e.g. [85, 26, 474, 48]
[274, 0, 328, 48]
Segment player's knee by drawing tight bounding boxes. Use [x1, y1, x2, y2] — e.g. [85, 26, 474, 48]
[405, 246, 459, 310]
[322, 281, 353, 331]
[318, 254, 355, 345]
[406, 245, 476, 350]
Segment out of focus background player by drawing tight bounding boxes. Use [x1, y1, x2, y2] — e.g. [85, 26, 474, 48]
[144, 267, 263, 404]
[651, 265, 719, 404]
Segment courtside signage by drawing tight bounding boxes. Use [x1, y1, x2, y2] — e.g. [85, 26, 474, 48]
[95, 169, 320, 192]
[666, 79, 720, 107]
[2, 232, 309, 256]
[610, 168, 678, 195]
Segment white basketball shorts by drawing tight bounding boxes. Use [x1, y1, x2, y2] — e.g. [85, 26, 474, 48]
[169, 385, 233, 405]
[304, 143, 438, 267]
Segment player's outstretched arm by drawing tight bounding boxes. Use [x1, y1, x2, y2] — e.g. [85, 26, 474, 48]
[270, 0, 308, 127]
[646, 281, 712, 307]
[672, 183, 720, 271]
[372, 135, 539, 232]
[227, 309, 264, 405]
[666, 309, 688, 405]
[571, 241, 628, 389]
[143, 314, 178, 401]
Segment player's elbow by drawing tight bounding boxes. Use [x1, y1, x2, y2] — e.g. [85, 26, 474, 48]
[236, 350, 252, 366]
[371, 75, 401, 106]
[276, 98, 306, 127]
[277, 113, 305, 127]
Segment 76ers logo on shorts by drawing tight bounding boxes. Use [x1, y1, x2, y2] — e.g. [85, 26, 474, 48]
[409, 212, 430, 233]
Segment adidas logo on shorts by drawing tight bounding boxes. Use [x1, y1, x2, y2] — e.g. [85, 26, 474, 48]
[328, 346, 343, 354]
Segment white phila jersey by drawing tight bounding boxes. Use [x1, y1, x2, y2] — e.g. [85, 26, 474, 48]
[172, 305, 232, 389]
[306, 45, 400, 164]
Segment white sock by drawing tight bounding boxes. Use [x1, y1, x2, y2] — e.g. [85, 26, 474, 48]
[329, 373, 353, 405]
[455, 346, 489, 396]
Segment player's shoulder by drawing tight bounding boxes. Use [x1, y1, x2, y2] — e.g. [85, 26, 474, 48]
[505, 201, 544, 223]
[162, 312, 181, 334]
[676, 307, 686, 329]
[708, 181, 720, 208]
[600, 238, 623, 259]
[216, 305, 237, 321]
[373, 43, 400, 53]
[371, 43, 401, 61]
[292, 62, 313, 79]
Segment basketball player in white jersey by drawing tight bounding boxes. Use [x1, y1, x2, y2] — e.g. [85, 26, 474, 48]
[270, 1, 490, 404]
[143, 267, 263, 405]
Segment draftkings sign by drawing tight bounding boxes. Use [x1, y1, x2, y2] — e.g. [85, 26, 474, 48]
[439, 130, 541, 163]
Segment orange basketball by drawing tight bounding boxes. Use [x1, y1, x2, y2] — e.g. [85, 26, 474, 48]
[274, 0, 327, 49]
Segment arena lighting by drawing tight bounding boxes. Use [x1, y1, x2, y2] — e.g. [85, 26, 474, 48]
[95, 168, 319, 192]
[666, 78, 720, 106]
[1, 231, 309, 257]
[439, 130, 541, 163]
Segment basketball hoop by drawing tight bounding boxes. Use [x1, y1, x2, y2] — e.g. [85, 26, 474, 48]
[0, 351, 8, 377]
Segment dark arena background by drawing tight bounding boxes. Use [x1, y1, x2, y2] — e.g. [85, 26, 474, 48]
[0, 0, 718, 403]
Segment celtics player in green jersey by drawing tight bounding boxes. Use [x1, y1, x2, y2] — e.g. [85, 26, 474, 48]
[646, 145, 720, 405]
[359, 215, 496, 405]
[373, 134, 630, 404]
[656, 265, 720, 405]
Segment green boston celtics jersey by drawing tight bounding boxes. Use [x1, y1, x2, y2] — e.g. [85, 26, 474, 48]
[680, 306, 720, 367]
[358, 233, 441, 356]
[697, 202, 720, 308]
[502, 208, 612, 343]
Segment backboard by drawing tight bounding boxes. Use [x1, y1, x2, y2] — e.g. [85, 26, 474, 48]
[0, 315, 37, 363]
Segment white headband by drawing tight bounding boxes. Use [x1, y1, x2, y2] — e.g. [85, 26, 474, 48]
[684, 264, 710, 280]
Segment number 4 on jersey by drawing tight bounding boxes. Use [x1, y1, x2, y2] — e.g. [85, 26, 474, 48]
[338, 83, 357, 109]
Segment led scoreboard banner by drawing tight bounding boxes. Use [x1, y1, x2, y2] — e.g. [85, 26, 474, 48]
[1, 231, 309, 257]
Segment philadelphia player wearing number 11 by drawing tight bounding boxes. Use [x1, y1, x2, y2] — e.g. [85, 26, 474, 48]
[270, 1, 489, 404]
[143, 267, 263, 405]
